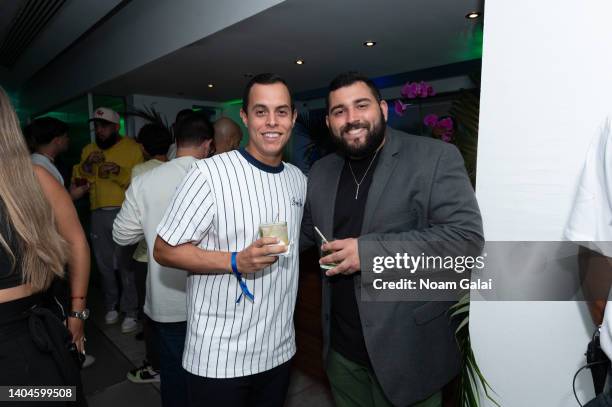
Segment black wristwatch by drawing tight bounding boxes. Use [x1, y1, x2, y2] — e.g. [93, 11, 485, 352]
[68, 308, 90, 320]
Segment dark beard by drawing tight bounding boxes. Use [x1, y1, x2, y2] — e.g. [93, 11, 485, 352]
[332, 117, 386, 159]
[95, 132, 120, 150]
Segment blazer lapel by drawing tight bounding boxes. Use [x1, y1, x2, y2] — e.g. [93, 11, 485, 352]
[319, 154, 344, 241]
[361, 129, 401, 234]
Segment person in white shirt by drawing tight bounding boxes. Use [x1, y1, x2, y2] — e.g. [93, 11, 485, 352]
[24, 117, 89, 200]
[166, 109, 197, 160]
[118, 123, 173, 335]
[153, 73, 307, 407]
[113, 114, 214, 406]
[565, 118, 612, 402]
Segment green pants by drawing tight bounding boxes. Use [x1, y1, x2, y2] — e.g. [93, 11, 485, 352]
[326, 350, 442, 407]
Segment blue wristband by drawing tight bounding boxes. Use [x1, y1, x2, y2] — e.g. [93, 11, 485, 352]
[231, 252, 239, 275]
[231, 252, 254, 303]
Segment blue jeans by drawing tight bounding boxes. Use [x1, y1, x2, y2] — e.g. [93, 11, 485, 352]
[153, 320, 188, 407]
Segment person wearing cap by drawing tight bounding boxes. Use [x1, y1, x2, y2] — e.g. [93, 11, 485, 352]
[73, 107, 144, 327]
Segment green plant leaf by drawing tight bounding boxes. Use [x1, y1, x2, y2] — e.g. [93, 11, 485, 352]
[449, 293, 502, 407]
[455, 315, 470, 335]
[450, 304, 470, 318]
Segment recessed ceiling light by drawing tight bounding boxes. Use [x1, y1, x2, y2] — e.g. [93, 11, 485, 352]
[207, 83, 214, 88]
[295, 58, 305, 65]
[465, 11, 481, 19]
[363, 41, 376, 47]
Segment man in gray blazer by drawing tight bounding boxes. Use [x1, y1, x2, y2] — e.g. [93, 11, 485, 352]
[300, 72, 483, 407]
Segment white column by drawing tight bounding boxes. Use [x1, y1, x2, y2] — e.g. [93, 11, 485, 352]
[472, 1, 612, 405]
[87, 92, 94, 143]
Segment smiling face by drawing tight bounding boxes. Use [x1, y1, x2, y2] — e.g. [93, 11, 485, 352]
[240, 82, 296, 166]
[326, 81, 388, 158]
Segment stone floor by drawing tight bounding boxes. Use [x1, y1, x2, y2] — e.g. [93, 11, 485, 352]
[81, 288, 334, 407]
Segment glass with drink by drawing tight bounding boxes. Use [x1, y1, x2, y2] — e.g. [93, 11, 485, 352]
[314, 226, 339, 270]
[259, 221, 290, 256]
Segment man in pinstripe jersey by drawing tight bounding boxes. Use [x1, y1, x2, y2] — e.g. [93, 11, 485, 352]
[154, 73, 307, 407]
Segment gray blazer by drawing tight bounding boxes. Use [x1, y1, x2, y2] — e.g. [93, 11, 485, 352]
[300, 128, 484, 406]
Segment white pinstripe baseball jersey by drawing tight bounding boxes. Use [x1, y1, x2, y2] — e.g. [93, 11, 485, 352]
[157, 148, 307, 378]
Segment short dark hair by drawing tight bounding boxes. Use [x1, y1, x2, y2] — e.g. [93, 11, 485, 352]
[241, 73, 294, 113]
[175, 109, 194, 124]
[176, 112, 214, 148]
[136, 123, 172, 156]
[23, 117, 68, 150]
[326, 71, 382, 112]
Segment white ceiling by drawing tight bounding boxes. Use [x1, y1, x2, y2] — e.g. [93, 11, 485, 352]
[94, 0, 484, 102]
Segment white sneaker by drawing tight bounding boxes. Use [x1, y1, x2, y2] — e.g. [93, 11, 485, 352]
[82, 354, 96, 368]
[105, 310, 119, 324]
[121, 317, 139, 334]
[127, 361, 160, 383]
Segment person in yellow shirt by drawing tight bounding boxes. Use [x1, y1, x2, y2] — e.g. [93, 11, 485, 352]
[73, 107, 143, 326]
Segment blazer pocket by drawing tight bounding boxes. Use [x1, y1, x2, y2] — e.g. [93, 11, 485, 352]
[413, 302, 450, 325]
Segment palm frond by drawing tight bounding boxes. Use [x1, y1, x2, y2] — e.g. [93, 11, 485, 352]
[451, 293, 502, 407]
[125, 105, 171, 132]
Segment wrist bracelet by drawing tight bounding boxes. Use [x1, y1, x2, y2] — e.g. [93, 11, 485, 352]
[231, 252, 239, 275]
[231, 252, 254, 303]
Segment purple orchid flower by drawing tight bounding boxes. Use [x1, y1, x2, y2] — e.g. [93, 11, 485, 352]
[424, 114, 439, 127]
[438, 117, 454, 130]
[403, 82, 420, 99]
[401, 81, 436, 99]
[426, 84, 435, 97]
[418, 81, 429, 98]
[394, 100, 409, 116]
[400, 83, 412, 98]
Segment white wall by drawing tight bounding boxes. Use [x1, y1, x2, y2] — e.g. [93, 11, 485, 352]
[472, 1, 612, 405]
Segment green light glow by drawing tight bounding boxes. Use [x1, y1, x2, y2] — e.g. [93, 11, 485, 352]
[453, 22, 484, 61]
[468, 23, 484, 59]
[222, 98, 243, 106]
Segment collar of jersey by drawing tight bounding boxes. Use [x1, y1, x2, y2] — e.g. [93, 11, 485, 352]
[238, 147, 284, 174]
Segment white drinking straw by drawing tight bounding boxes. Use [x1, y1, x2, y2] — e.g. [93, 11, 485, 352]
[314, 226, 329, 244]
